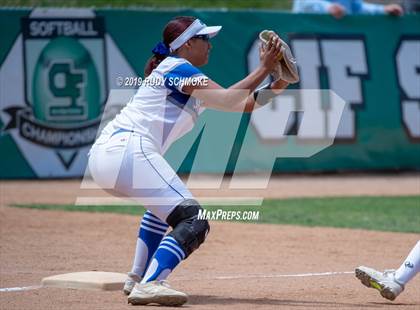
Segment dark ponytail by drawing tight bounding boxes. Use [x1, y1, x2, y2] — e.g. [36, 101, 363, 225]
[144, 16, 196, 77]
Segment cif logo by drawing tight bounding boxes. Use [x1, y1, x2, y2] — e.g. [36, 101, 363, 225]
[0, 10, 137, 177]
[0, 16, 108, 170]
[12, 17, 108, 151]
[32, 37, 101, 124]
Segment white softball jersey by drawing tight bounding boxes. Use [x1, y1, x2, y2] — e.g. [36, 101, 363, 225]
[88, 56, 206, 221]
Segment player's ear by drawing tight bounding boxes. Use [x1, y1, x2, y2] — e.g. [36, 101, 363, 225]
[185, 39, 194, 49]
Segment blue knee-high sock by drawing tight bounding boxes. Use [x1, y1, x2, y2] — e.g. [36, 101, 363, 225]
[141, 235, 186, 283]
[130, 210, 169, 277]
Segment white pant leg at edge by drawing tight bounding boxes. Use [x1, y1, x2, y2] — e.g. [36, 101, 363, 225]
[395, 240, 420, 285]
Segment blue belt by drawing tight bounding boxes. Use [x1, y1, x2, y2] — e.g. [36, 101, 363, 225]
[110, 128, 134, 137]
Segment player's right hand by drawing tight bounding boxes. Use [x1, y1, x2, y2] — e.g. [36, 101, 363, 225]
[259, 33, 282, 73]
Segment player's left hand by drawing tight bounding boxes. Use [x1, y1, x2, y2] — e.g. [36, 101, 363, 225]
[271, 79, 289, 92]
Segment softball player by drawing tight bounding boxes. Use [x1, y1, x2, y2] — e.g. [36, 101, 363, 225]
[356, 240, 420, 301]
[88, 16, 289, 306]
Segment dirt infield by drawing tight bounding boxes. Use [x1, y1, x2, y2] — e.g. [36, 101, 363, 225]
[2, 174, 420, 205]
[1, 175, 419, 309]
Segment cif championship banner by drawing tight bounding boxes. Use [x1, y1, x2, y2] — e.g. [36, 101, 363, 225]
[0, 8, 419, 178]
[0, 9, 136, 177]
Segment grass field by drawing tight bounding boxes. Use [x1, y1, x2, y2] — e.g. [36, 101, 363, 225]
[13, 195, 420, 233]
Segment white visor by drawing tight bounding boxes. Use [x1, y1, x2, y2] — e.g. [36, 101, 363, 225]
[196, 25, 222, 38]
[169, 19, 222, 52]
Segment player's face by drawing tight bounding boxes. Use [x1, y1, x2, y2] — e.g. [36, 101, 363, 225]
[189, 35, 211, 66]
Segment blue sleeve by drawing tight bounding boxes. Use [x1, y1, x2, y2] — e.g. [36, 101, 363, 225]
[352, 0, 385, 14]
[292, 0, 333, 13]
[164, 63, 205, 93]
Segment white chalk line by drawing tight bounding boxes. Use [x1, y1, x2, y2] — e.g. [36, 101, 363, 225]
[175, 271, 355, 281]
[0, 285, 42, 292]
[214, 271, 355, 280]
[0, 271, 354, 292]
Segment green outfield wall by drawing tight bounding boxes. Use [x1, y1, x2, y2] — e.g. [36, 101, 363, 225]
[1, 8, 419, 178]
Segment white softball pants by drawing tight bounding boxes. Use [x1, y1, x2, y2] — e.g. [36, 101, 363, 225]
[88, 129, 193, 222]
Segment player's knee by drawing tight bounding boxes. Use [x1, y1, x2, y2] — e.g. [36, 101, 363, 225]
[166, 199, 210, 258]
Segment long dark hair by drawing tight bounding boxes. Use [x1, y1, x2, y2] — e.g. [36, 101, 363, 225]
[144, 16, 196, 77]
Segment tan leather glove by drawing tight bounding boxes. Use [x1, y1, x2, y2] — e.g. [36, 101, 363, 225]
[259, 30, 299, 84]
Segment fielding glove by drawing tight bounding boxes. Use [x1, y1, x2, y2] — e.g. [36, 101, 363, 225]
[259, 30, 299, 84]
